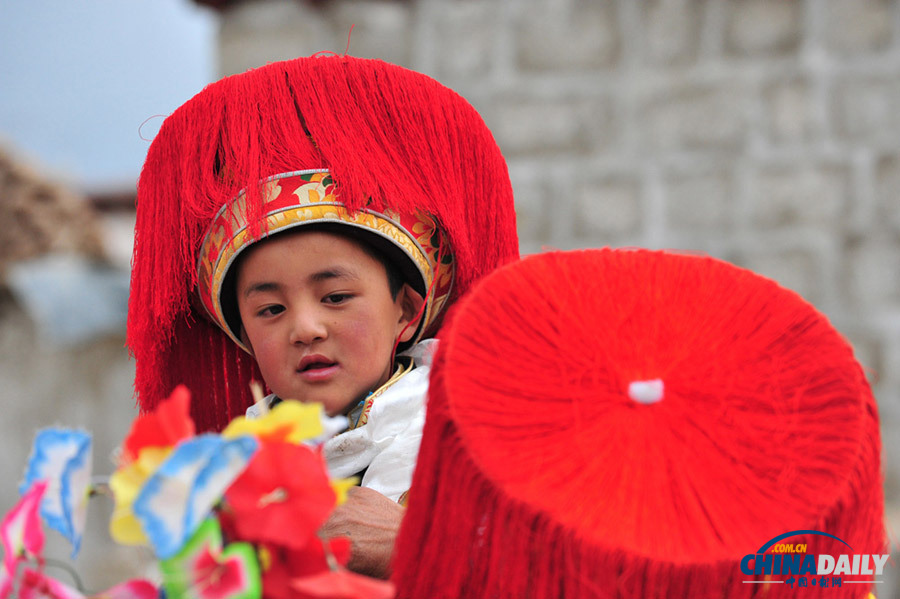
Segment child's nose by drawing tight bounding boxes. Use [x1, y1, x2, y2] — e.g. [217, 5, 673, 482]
[289, 309, 328, 345]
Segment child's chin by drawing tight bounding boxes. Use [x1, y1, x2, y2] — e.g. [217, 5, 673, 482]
[311, 396, 356, 418]
[272, 392, 346, 417]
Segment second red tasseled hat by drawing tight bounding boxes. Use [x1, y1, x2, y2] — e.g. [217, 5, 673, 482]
[393, 248, 885, 599]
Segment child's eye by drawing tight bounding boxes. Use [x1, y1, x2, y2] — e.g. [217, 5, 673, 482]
[257, 305, 285, 317]
[323, 293, 352, 305]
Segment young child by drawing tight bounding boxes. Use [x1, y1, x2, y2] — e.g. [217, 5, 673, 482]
[127, 55, 519, 575]
[198, 170, 454, 503]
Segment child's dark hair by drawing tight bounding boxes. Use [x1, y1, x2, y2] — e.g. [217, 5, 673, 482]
[355, 238, 404, 300]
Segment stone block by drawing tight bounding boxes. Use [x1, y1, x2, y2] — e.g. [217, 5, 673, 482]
[763, 76, 819, 144]
[736, 246, 824, 306]
[875, 154, 900, 233]
[641, 84, 747, 152]
[657, 235, 735, 261]
[832, 76, 900, 143]
[641, 0, 702, 66]
[823, 0, 893, 55]
[725, 0, 802, 56]
[331, 1, 414, 67]
[748, 163, 849, 227]
[219, 0, 414, 74]
[874, 321, 900, 453]
[844, 237, 900, 308]
[514, 0, 620, 71]
[573, 174, 643, 239]
[431, 1, 500, 81]
[508, 166, 556, 244]
[664, 168, 734, 229]
[838, 325, 884, 387]
[882, 418, 900, 505]
[881, 319, 900, 397]
[490, 96, 608, 157]
[219, 1, 321, 75]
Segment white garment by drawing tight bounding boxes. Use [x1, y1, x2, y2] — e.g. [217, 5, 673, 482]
[245, 339, 436, 502]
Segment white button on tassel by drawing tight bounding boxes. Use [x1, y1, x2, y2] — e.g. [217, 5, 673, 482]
[628, 379, 664, 404]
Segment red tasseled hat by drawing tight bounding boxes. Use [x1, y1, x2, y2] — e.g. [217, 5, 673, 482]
[393, 249, 885, 599]
[127, 56, 519, 432]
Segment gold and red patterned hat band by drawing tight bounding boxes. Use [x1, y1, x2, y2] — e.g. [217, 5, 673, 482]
[196, 169, 454, 353]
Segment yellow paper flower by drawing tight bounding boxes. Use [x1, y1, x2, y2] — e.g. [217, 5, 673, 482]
[330, 477, 359, 506]
[222, 400, 324, 444]
[109, 446, 170, 545]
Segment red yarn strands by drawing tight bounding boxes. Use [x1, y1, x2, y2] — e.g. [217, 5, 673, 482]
[393, 249, 884, 599]
[288, 58, 515, 297]
[128, 56, 518, 431]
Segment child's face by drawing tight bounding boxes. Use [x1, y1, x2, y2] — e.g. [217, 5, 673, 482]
[235, 230, 418, 416]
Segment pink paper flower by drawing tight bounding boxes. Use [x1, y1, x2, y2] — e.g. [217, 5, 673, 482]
[88, 579, 158, 599]
[159, 517, 260, 599]
[0, 568, 157, 599]
[1, 480, 47, 575]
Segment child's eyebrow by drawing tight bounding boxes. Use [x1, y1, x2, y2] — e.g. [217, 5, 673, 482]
[242, 267, 360, 298]
[243, 282, 280, 298]
[309, 266, 360, 283]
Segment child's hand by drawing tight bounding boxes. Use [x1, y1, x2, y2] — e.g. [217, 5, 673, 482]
[320, 486, 405, 579]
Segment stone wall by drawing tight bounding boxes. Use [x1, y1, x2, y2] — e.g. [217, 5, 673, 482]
[217, 0, 900, 497]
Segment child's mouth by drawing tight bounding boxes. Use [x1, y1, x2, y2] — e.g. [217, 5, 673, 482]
[297, 357, 339, 381]
[300, 361, 336, 372]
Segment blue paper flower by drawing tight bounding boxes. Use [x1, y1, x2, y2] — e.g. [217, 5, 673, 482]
[133, 434, 258, 559]
[20, 428, 92, 556]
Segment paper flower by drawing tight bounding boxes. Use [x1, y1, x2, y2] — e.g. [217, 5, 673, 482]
[1, 480, 46, 575]
[290, 569, 395, 599]
[19, 429, 92, 556]
[254, 538, 351, 599]
[329, 478, 356, 507]
[121, 385, 195, 464]
[133, 435, 258, 559]
[0, 568, 157, 599]
[159, 517, 260, 599]
[0, 569, 12, 599]
[222, 401, 324, 444]
[223, 441, 335, 550]
[110, 385, 199, 546]
[86, 579, 158, 599]
[109, 446, 170, 545]
[1, 567, 84, 599]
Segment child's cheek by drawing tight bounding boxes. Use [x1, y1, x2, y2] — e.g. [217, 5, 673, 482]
[343, 317, 373, 343]
[250, 333, 284, 372]
[341, 316, 389, 359]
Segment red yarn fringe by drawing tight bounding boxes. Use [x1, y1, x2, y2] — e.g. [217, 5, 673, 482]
[393, 249, 884, 599]
[127, 56, 518, 431]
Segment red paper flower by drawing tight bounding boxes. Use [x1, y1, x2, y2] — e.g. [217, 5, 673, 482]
[121, 385, 195, 464]
[257, 538, 351, 599]
[290, 569, 394, 599]
[224, 441, 335, 550]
